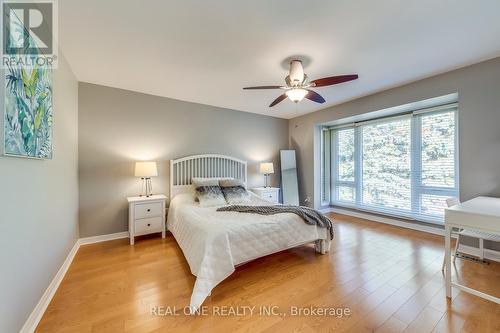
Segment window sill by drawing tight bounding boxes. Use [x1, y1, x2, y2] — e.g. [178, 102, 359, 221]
[327, 202, 445, 227]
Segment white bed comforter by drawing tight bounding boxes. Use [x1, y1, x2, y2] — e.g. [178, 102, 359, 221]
[167, 193, 331, 312]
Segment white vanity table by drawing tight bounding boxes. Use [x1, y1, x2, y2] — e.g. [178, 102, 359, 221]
[444, 196, 500, 304]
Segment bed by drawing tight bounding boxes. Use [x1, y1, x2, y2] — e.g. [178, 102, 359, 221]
[167, 154, 332, 312]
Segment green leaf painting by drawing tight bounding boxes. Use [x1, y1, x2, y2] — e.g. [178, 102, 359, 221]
[3, 13, 53, 159]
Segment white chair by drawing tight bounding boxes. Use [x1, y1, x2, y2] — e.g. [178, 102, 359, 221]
[441, 197, 500, 271]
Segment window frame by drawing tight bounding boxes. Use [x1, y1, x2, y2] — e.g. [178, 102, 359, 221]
[323, 104, 459, 224]
[332, 127, 357, 204]
[411, 109, 459, 221]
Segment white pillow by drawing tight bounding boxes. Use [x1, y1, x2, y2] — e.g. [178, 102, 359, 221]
[192, 178, 220, 187]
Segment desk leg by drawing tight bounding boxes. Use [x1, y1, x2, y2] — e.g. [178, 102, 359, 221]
[445, 224, 452, 299]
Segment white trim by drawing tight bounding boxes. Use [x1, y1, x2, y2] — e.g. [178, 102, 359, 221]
[483, 249, 500, 262]
[20, 240, 80, 333]
[322, 207, 444, 236]
[355, 113, 411, 127]
[324, 207, 500, 263]
[322, 93, 458, 128]
[457, 244, 482, 257]
[458, 244, 500, 263]
[78, 231, 129, 245]
[412, 102, 458, 115]
[20, 231, 130, 332]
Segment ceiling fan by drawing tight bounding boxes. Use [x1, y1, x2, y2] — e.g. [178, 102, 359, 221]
[243, 60, 358, 107]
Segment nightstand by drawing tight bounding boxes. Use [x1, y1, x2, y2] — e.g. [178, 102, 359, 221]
[249, 187, 280, 204]
[127, 194, 167, 245]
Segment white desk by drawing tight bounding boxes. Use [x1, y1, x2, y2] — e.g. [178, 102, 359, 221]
[444, 196, 500, 304]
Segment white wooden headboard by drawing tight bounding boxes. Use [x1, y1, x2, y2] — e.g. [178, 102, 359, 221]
[170, 154, 247, 199]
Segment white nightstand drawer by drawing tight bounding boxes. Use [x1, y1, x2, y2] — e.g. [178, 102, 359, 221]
[135, 202, 163, 219]
[262, 191, 278, 202]
[135, 216, 163, 235]
[249, 187, 280, 204]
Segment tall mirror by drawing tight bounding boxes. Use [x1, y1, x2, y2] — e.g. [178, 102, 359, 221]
[280, 150, 299, 206]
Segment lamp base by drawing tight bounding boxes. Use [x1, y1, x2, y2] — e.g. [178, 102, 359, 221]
[140, 177, 153, 197]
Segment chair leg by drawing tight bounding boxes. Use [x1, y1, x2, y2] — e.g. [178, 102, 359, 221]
[453, 234, 460, 263]
[442, 233, 455, 271]
[479, 238, 484, 261]
[441, 232, 453, 272]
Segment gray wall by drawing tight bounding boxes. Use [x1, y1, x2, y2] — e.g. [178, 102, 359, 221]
[289, 56, 500, 251]
[0, 54, 79, 332]
[78, 83, 289, 237]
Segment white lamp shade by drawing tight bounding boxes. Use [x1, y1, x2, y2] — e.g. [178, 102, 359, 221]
[259, 162, 274, 174]
[135, 162, 158, 177]
[285, 88, 308, 103]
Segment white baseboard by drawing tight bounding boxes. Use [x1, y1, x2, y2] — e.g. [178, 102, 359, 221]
[324, 207, 500, 263]
[322, 207, 445, 236]
[79, 231, 129, 245]
[20, 231, 130, 333]
[20, 240, 80, 333]
[484, 249, 500, 262]
[459, 244, 500, 262]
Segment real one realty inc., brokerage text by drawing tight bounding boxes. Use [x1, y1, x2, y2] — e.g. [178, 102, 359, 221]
[151, 305, 352, 318]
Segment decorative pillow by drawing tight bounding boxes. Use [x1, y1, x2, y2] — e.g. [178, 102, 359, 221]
[220, 180, 251, 204]
[192, 178, 219, 202]
[195, 185, 227, 207]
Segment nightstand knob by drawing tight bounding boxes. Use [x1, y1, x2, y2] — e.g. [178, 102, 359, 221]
[147, 223, 151, 227]
[147, 209, 151, 212]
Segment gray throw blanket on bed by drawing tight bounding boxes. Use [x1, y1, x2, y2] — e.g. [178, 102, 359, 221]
[217, 205, 334, 240]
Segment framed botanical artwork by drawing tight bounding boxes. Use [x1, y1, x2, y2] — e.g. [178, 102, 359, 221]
[1, 1, 54, 159]
[3, 66, 53, 159]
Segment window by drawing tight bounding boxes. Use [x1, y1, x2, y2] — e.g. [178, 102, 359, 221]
[321, 104, 458, 223]
[334, 128, 355, 203]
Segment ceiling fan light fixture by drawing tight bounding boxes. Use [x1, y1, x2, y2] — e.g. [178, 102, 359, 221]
[286, 88, 308, 103]
[242, 61, 358, 108]
[289, 60, 304, 84]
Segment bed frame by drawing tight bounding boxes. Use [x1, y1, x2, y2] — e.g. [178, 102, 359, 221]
[169, 154, 330, 255]
[170, 154, 247, 199]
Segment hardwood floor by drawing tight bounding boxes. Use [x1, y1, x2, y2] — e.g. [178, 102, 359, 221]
[36, 214, 500, 333]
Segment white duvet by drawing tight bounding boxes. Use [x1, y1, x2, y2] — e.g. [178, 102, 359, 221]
[167, 192, 331, 312]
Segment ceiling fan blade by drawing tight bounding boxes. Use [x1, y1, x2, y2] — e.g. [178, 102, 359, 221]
[305, 90, 326, 104]
[311, 74, 358, 87]
[269, 94, 287, 107]
[243, 85, 282, 90]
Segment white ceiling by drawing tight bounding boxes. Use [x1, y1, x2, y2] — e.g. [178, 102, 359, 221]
[60, 0, 500, 119]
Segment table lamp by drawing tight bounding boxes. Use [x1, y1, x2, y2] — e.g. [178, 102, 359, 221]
[259, 162, 274, 188]
[135, 161, 158, 197]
